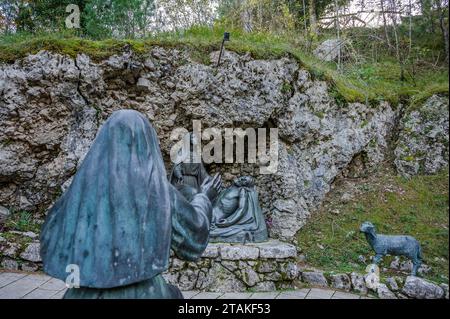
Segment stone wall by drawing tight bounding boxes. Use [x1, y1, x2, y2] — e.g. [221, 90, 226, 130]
[299, 269, 449, 299]
[163, 240, 298, 292]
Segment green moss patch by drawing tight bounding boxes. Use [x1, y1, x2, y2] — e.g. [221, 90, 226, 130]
[0, 26, 448, 108]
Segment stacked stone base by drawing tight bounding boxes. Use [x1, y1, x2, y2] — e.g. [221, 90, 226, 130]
[163, 240, 298, 292]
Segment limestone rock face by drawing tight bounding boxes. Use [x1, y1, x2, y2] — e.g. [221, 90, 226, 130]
[330, 273, 351, 291]
[313, 39, 347, 62]
[402, 276, 445, 299]
[0, 242, 20, 258]
[350, 272, 368, 294]
[301, 271, 328, 288]
[390, 256, 432, 275]
[440, 283, 449, 299]
[0, 258, 19, 270]
[0, 50, 98, 213]
[386, 277, 399, 291]
[19, 242, 41, 262]
[0, 205, 10, 223]
[377, 283, 397, 299]
[394, 95, 449, 177]
[1, 48, 443, 243]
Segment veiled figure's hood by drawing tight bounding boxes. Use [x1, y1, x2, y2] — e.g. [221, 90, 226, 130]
[40, 110, 172, 288]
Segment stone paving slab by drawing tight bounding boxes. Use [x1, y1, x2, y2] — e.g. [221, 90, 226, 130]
[191, 292, 223, 299]
[23, 288, 60, 299]
[182, 290, 200, 299]
[249, 292, 281, 299]
[218, 292, 253, 299]
[39, 278, 67, 291]
[276, 289, 310, 299]
[305, 288, 336, 299]
[0, 272, 27, 288]
[0, 271, 367, 299]
[332, 291, 361, 299]
[0, 274, 50, 299]
[50, 290, 67, 299]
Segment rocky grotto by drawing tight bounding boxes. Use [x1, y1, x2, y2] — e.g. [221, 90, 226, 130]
[0, 47, 448, 298]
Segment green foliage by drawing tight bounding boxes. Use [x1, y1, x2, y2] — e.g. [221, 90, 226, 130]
[4, 210, 40, 233]
[410, 83, 449, 109]
[281, 81, 293, 94]
[3, 0, 88, 33]
[0, 0, 155, 39]
[0, 25, 448, 107]
[83, 0, 155, 39]
[217, 0, 350, 33]
[0, 31, 150, 62]
[217, 0, 296, 33]
[297, 170, 449, 284]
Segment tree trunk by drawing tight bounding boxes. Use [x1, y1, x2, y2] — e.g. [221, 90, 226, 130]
[420, 0, 435, 32]
[308, 0, 318, 36]
[380, 0, 391, 50]
[302, 0, 307, 33]
[389, 0, 405, 81]
[440, 19, 449, 63]
[436, 0, 449, 63]
[335, 0, 341, 71]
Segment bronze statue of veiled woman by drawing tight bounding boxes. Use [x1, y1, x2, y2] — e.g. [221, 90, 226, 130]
[40, 110, 221, 299]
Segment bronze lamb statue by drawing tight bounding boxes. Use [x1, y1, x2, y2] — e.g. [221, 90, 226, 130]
[360, 221, 423, 276]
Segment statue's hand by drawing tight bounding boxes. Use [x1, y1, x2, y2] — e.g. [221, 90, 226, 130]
[201, 173, 222, 201]
[173, 165, 183, 182]
[176, 176, 184, 185]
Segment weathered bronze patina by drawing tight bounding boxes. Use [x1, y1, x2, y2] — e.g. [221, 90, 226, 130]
[40, 110, 220, 299]
[360, 221, 423, 276]
[169, 136, 268, 244]
[209, 176, 268, 243]
[169, 133, 214, 201]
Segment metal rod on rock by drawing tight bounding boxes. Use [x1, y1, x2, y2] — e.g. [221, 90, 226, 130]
[217, 32, 230, 67]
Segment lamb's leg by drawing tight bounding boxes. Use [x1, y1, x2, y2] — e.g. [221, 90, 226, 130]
[412, 262, 418, 276]
[412, 257, 422, 276]
[373, 254, 383, 264]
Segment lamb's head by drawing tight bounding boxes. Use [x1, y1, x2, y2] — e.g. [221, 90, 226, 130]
[360, 221, 376, 236]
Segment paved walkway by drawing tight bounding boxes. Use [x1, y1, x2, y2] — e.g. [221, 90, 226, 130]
[0, 271, 369, 299]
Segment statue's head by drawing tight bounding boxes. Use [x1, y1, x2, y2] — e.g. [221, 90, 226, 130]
[360, 221, 376, 235]
[189, 132, 199, 146]
[233, 176, 255, 187]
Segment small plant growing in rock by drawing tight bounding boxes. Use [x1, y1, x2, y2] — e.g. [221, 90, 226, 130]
[5, 211, 39, 233]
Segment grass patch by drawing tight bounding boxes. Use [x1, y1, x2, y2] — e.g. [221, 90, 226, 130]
[0, 31, 151, 63]
[0, 26, 448, 106]
[297, 170, 449, 284]
[409, 82, 449, 109]
[3, 210, 41, 233]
